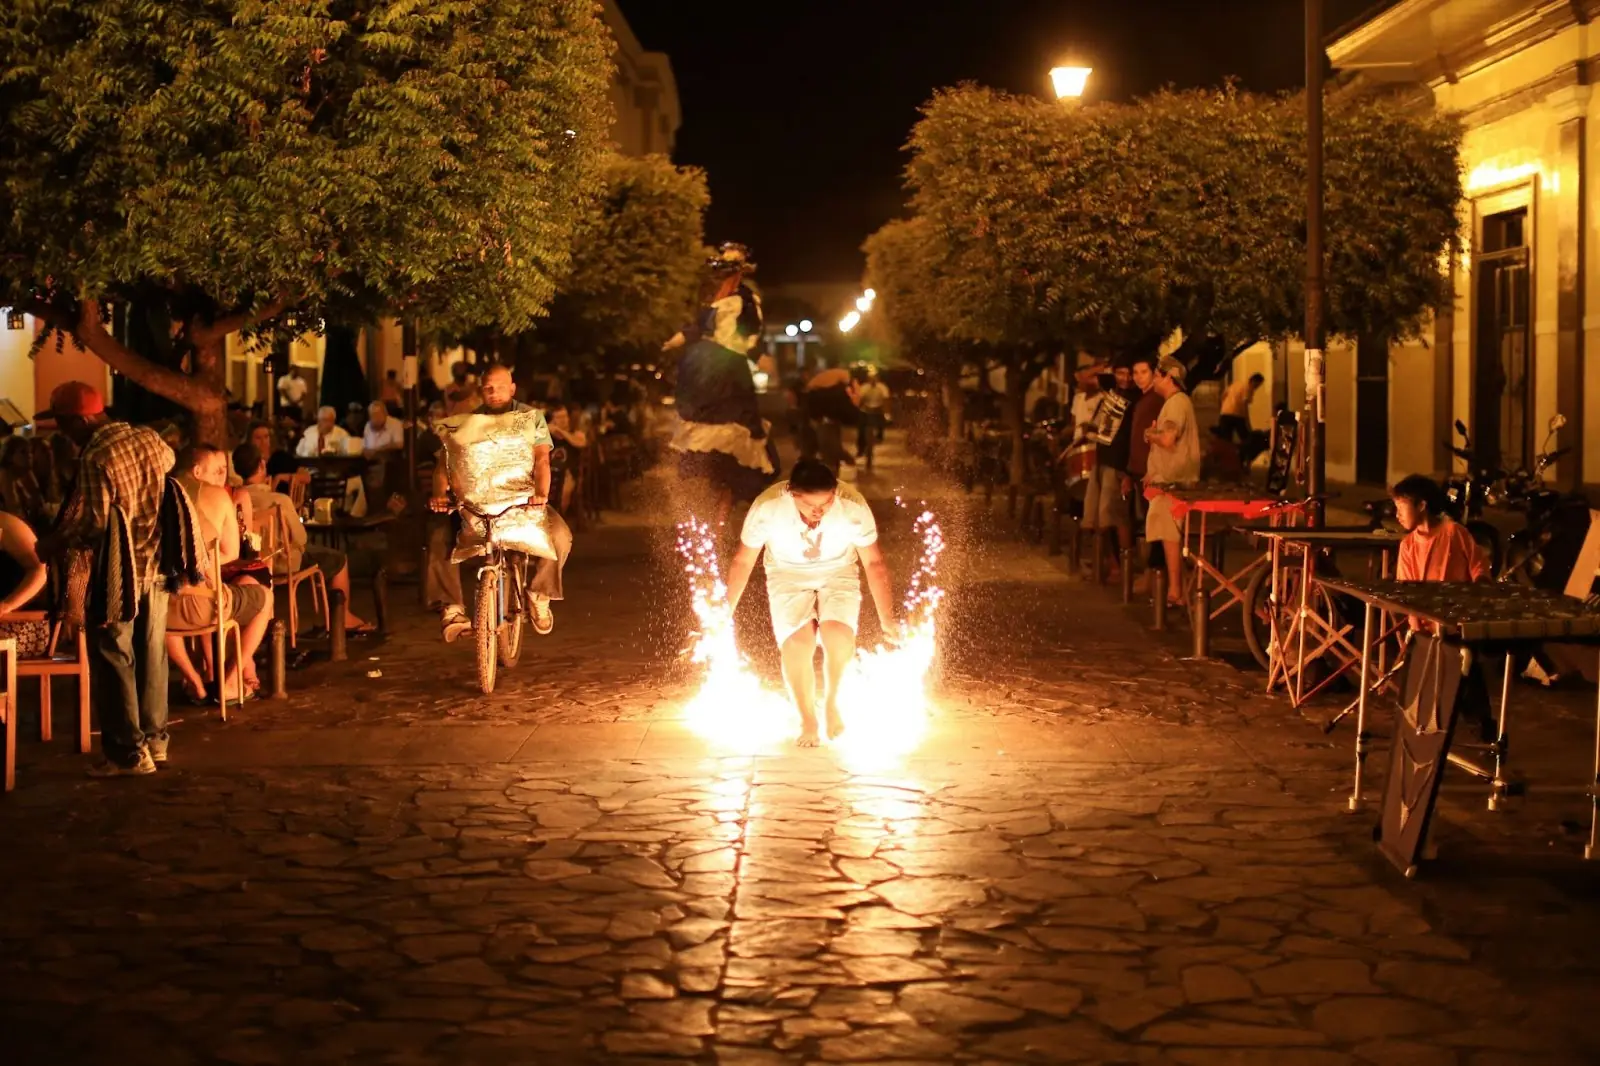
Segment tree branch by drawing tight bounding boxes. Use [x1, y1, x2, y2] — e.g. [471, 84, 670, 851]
[190, 294, 292, 348]
[74, 299, 215, 407]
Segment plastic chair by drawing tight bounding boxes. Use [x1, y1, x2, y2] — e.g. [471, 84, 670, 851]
[261, 507, 327, 648]
[0, 610, 91, 753]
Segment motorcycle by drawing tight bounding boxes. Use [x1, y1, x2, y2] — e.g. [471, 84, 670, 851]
[1498, 414, 1590, 592]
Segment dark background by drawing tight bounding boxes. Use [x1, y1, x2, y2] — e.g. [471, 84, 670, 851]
[617, 0, 1396, 285]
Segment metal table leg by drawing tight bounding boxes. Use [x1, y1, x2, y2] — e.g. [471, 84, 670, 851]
[1488, 650, 1513, 811]
[1266, 537, 1283, 692]
[1294, 544, 1312, 707]
[1349, 599, 1374, 812]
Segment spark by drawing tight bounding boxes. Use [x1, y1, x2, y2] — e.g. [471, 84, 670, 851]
[675, 505, 945, 765]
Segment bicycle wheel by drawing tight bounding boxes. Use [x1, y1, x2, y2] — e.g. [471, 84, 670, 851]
[1242, 558, 1338, 673]
[498, 560, 525, 669]
[474, 566, 499, 695]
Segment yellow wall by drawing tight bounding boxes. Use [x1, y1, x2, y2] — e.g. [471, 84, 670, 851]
[0, 319, 35, 419]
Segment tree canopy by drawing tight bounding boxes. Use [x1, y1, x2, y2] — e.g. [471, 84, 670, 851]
[0, 0, 614, 440]
[871, 82, 1462, 481]
[532, 153, 709, 366]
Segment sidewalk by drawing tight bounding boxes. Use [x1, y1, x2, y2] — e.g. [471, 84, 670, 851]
[2, 436, 1597, 1064]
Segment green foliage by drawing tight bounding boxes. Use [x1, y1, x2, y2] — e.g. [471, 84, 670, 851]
[0, 0, 614, 341]
[890, 83, 1462, 367]
[534, 152, 709, 364]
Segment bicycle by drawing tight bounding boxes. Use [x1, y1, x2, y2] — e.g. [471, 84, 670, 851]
[454, 501, 532, 695]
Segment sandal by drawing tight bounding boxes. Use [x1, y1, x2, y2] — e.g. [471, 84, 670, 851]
[346, 623, 378, 638]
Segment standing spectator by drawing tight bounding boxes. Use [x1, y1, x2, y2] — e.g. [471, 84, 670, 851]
[1218, 372, 1264, 445]
[1082, 363, 1141, 581]
[277, 366, 309, 416]
[1068, 355, 1103, 442]
[295, 405, 354, 457]
[36, 381, 178, 776]
[362, 402, 404, 455]
[856, 370, 891, 469]
[1392, 474, 1487, 585]
[1125, 355, 1164, 593]
[445, 361, 481, 415]
[1142, 357, 1201, 608]
[379, 370, 405, 413]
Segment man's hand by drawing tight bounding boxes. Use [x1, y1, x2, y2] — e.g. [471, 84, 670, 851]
[1119, 474, 1133, 497]
[428, 495, 452, 513]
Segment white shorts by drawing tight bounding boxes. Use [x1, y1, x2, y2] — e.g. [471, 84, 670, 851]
[766, 566, 862, 643]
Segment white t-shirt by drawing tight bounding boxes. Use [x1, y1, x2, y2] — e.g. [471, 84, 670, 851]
[741, 481, 879, 573]
[363, 418, 404, 452]
[1070, 390, 1102, 441]
[278, 375, 308, 405]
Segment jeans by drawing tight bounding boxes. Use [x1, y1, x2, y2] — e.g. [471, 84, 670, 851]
[90, 586, 170, 765]
[425, 508, 574, 607]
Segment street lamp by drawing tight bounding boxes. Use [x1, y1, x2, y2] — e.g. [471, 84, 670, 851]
[785, 323, 799, 337]
[799, 319, 813, 333]
[855, 296, 872, 313]
[839, 310, 861, 333]
[1049, 66, 1092, 100]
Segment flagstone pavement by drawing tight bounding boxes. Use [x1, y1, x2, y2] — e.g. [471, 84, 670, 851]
[2, 440, 1597, 1065]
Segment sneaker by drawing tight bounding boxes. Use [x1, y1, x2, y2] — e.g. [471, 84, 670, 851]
[531, 595, 554, 635]
[147, 738, 169, 765]
[87, 749, 157, 778]
[441, 604, 471, 644]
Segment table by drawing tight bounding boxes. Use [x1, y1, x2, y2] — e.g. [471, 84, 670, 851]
[1321, 577, 1600, 868]
[1246, 528, 1404, 709]
[1160, 484, 1313, 628]
[1, 637, 15, 792]
[305, 512, 395, 552]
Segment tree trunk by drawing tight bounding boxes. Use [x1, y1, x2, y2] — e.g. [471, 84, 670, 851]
[190, 338, 232, 448]
[73, 303, 233, 447]
[1003, 363, 1028, 488]
[943, 379, 966, 443]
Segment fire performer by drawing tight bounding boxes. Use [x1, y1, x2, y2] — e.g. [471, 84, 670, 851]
[723, 459, 900, 746]
[665, 242, 776, 530]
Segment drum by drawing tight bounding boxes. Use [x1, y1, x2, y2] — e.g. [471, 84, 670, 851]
[1064, 440, 1097, 486]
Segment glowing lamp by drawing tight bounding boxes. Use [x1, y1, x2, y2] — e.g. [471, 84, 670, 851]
[1050, 66, 1092, 100]
[799, 319, 813, 333]
[784, 324, 799, 337]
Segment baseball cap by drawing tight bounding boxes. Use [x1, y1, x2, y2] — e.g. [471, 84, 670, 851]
[35, 380, 106, 422]
[1157, 356, 1187, 384]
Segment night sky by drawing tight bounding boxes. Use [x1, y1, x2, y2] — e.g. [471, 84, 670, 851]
[617, 0, 1393, 285]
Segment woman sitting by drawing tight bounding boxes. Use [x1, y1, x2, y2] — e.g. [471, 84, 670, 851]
[169, 445, 273, 703]
[1392, 474, 1487, 585]
[0, 511, 50, 659]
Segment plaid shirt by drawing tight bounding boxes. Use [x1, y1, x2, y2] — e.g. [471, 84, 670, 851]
[59, 422, 175, 594]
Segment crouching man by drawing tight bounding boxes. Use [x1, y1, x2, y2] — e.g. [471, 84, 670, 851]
[724, 460, 900, 746]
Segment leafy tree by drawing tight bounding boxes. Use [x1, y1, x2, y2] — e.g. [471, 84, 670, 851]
[895, 83, 1460, 485]
[531, 153, 709, 367]
[0, 0, 613, 444]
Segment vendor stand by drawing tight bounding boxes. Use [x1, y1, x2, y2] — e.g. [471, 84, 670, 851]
[1157, 483, 1314, 628]
[1321, 577, 1600, 873]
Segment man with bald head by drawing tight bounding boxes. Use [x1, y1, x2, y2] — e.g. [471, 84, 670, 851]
[427, 363, 573, 641]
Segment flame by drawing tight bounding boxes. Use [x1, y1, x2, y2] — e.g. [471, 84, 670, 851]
[675, 505, 945, 764]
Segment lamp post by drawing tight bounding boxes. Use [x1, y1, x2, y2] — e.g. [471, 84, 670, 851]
[1050, 66, 1092, 101]
[1305, 0, 1326, 526]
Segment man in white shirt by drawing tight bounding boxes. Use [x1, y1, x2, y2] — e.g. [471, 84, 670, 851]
[277, 368, 309, 414]
[296, 405, 355, 457]
[1142, 356, 1202, 607]
[725, 459, 900, 746]
[362, 401, 404, 455]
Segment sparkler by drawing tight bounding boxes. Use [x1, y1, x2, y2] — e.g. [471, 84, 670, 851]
[676, 503, 945, 760]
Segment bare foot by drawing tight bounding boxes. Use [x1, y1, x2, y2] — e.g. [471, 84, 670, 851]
[825, 705, 846, 740]
[795, 728, 821, 748]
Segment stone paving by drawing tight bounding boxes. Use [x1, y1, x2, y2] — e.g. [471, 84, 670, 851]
[2, 437, 1598, 1064]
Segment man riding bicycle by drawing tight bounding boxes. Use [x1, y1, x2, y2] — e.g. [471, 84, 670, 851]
[426, 363, 572, 643]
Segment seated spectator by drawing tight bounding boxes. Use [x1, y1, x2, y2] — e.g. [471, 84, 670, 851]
[249, 419, 299, 478]
[233, 443, 375, 636]
[0, 436, 46, 526]
[362, 401, 404, 455]
[445, 361, 481, 415]
[295, 405, 354, 458]
[170, 445, 273, 703]
[343, 401, 367, 439]
[0, 509, 49, 620]
[1392, 474, 1487, 585]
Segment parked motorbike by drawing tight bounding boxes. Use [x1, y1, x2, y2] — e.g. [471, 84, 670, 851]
[1498, 415, 1591, 592]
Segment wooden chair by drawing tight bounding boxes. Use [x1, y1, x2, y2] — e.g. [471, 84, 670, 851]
[0, 610, 91, 754]
[1, 637, 15, 792]
[165, 542, 246, 722]
[260, 507, 327, 648]
[271, 471, 311, 511]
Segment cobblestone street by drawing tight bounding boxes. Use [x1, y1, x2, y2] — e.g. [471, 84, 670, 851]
[3, 440, 1599, 1065]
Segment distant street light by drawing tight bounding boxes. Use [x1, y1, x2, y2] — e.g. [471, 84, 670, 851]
[784, 323, 799, 337]
[799, 319, 813, 333]
[1049, 66, 1092, 100]
[864, 288, 876, 301]
[839, 310, 861, 333]
[855, 296, 872, 313]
